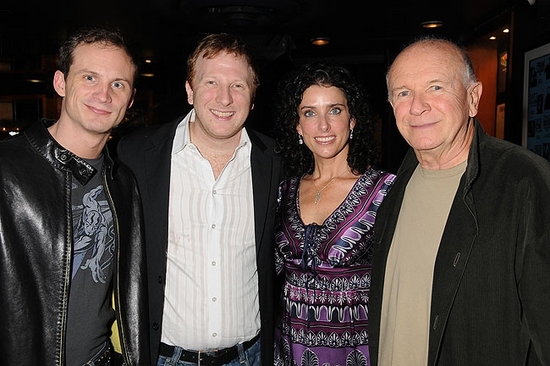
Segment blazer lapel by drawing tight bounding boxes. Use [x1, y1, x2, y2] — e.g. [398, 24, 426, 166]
[141, 121, 179, 253]
[247, 130, 278, 253]
[250, 137, 274, 253]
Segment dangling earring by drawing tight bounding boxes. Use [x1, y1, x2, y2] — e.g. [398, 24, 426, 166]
[349, 129, 354, 140]
[298, 134, 304, 145]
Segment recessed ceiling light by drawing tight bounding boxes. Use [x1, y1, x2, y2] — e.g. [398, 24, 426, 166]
[310, 37, 330, 46]
[421, 20, 444, 29]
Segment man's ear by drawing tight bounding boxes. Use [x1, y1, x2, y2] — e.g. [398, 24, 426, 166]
[185, 80, 194, 105]
[468, 81, 483, 118]
[53, 70, 66, 97]
[127, 88, 136, 109]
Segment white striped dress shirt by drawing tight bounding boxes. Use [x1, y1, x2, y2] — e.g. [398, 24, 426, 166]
[160, 110, 259, 350]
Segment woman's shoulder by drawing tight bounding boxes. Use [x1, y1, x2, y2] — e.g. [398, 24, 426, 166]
[362, 168, 397, 184]
[278, 175, 301, 195]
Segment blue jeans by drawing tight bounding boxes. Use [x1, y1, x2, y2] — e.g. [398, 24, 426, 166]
[157, 338, 261, 366]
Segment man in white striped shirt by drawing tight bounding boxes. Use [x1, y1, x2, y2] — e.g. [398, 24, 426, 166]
[118, 33, 283, 366]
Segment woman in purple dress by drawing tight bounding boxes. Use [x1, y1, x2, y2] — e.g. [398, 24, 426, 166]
[272, 63, 396, 366]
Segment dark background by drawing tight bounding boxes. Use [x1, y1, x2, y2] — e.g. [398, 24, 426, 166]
[1, 0, 548, 171]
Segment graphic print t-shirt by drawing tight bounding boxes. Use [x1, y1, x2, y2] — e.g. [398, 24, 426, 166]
[66, 156, 115, 366]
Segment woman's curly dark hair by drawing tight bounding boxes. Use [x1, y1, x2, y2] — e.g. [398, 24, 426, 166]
[272, 62, 379, 178]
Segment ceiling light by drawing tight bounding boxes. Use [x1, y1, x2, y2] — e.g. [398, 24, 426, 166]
[311, 37, 330, 46]
[420, 20, 444, 29]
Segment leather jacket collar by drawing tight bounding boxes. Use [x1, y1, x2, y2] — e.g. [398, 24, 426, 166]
[25, 118, 114, 185]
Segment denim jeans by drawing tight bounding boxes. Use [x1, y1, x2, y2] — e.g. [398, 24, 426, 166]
[157, 338, 261, 366]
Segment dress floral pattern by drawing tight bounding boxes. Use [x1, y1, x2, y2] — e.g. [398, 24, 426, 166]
[274, 169, 396, 366]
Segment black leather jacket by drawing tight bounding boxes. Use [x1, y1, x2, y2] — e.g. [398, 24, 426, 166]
[0, 119, 150, 365]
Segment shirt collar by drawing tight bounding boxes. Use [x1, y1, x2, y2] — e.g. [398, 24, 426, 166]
[172, 109, 194, 154]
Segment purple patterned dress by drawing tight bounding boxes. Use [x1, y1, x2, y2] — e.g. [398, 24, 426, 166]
[274, 169, 396, 366]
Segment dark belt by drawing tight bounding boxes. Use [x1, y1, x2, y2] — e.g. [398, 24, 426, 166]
[159, 334, 260, 366]
[84, 342, 112, 366]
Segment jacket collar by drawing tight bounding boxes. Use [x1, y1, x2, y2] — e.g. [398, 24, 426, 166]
[462, 118, 484, 193]
[25, 118, 114, 185]
[399, 118, 484, 190]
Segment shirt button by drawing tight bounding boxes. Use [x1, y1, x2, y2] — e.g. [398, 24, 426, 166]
[212, 297, 217, 302]
[211, 224, 216, 229]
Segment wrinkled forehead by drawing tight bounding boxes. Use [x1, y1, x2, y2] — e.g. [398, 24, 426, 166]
[389, 42, 463, 83]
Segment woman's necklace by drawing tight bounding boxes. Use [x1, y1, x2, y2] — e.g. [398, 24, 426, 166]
[312, 170, 347, 204]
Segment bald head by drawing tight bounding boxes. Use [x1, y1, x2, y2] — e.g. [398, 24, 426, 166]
[386, 38, 477, 102]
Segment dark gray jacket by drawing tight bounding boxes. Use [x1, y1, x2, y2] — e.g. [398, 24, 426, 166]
[370, 119, 550, 366]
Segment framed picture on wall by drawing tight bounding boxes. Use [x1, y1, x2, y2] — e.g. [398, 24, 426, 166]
[523, 42, 550, 162]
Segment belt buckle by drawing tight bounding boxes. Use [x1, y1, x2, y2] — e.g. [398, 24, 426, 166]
[198, 350, 202, 366]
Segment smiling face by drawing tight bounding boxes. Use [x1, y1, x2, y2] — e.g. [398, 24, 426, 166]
[185, 51, 254, 145]
[53, 42, 136, 137]
[387, 40, 482, 167]
[296, 85, 355, 163]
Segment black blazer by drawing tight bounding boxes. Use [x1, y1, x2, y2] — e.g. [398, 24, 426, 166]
[117, 115, 283, 366]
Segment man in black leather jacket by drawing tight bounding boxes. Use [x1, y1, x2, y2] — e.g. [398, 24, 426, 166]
[0, 28, 149, 366]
